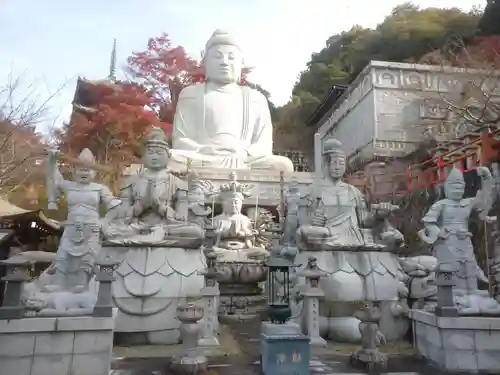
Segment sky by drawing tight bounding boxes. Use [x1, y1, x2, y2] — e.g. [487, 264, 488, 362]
[0, 0, 481, 131]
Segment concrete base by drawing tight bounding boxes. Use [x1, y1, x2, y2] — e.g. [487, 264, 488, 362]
[410, 309, 500, 373]
[0, 309, 117, 375]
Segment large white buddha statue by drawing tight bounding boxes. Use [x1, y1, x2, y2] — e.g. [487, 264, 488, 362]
[170, 29, 294, 172]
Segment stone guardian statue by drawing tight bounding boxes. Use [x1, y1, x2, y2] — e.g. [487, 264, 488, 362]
[418, 167, 500, 315]
[23, 148, 120, 315]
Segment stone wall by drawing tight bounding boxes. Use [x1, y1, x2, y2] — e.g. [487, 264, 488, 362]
[0, 312, 116, 375]
[316, 60, 500, 161]
[410, 309, 500, 373]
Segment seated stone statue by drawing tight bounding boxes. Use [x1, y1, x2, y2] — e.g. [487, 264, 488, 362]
[170, 29, 293, 172]
[212, 172, 269, 262]
[291, 138, 407, 343]
[102, 127, 205, 247]
[296, 138, 400, 250]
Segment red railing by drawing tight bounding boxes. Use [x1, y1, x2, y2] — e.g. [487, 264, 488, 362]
[345, 128, 500, 199]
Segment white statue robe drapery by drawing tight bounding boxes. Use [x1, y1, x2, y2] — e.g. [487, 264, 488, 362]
[171, 83, 274, 169]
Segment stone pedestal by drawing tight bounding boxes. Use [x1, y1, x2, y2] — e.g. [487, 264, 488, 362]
[0, 309, 117, 375]
[103, 245, 206, 345]
[410, 309, 500, 373]
[217, 261, 267, 319]
[260, 321, 310, 375]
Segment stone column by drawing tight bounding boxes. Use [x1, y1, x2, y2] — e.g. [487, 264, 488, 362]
[0, 258, 31, 319]
[435, 263, 458, 317]
[297, 256, 327, 346]
[198, 252, 220, 347]
[93, 256, 119, 317]
[314, 132, 322, 173]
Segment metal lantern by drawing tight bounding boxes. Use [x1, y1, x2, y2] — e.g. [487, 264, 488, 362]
[266, 254, 294, 324]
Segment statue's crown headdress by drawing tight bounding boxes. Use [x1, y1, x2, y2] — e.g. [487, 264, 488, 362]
[204, 29, 240, 53]
[218, 172, 252, 199]
[77, 148, 95, 164]
[143, 126, 170, 151]
[322, 137, 345, 157]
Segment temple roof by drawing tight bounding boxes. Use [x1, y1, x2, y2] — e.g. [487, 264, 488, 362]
[305, 84, 349, 127]
[0, 198, 61, 231]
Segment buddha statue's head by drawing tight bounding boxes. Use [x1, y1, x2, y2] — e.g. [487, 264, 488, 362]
[219, 172, 251, 215]
[444, 168, 465, 201]
[203, 29, 243, 85]
[142, 127, 170, 170]
[73, 148, 96, 184]
[322, 138, 346, 180]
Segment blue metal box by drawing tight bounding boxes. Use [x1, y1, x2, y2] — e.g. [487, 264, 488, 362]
[260, 333, 310, 375]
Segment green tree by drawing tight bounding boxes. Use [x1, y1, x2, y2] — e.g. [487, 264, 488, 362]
[290, 3, 480, 124]
[478, 0, 500, 35]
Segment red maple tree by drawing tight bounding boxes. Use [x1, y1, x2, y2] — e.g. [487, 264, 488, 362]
[127, 32, 250, 133]
[58, 81, 158, 169]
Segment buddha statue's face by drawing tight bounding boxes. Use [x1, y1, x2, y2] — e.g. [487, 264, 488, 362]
[444, 179, 465, 201]
[204, 44, 243, 84]
[327, 154, 346, 180]
[73, 167, 94, 184]
[222, 196, 242, 215]
[144, 145, 169, 170]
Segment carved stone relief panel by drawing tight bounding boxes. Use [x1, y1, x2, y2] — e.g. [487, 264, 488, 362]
[419, 98, 449, 120]
[373, 68, 464, 93]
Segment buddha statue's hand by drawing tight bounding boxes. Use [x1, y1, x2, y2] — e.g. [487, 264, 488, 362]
[310, 212, 326, 227]
[174, 212, 187, 221]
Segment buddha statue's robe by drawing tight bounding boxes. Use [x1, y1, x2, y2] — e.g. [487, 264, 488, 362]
[170, 83, 294, 171]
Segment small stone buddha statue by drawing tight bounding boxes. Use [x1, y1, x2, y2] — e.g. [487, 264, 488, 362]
[212, 172, 269, 262]
[170, 29, 294, 171]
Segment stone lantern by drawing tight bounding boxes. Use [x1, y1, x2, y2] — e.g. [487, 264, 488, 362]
[93, 256, 119, 317]
[435, 263, 458, 317]
[0, 257, 31, 319]
[197, 251, 220, 347]
[297, 256, 327, 346]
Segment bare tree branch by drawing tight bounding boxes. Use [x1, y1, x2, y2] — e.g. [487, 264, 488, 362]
[0, 69, 69, 194]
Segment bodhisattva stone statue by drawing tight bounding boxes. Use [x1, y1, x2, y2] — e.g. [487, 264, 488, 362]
[23, 148, 120, 315]
[296, 138, 401, 250]
[419, 167, 500, 315]
[212, 172, 269, 262]
[102, 127, 205, 246]
[292, 137, 408, 343]
[170, 29, 294, 171]
[101, 127, 211, 345]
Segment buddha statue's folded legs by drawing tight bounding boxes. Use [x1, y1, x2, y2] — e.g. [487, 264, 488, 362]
[168, 149, 294, 172]
[296, 224, 365, 249]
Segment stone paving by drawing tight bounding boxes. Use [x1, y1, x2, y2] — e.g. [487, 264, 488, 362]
[108, 316, 458, 375]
